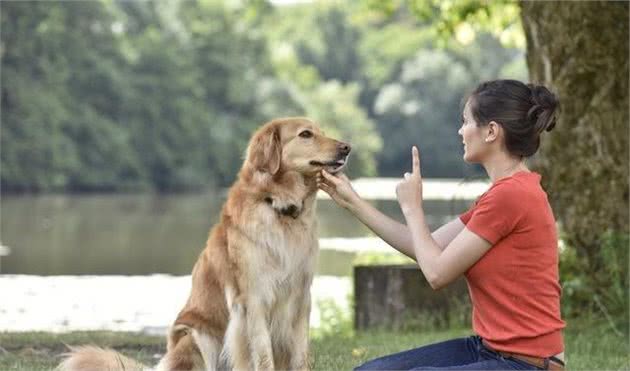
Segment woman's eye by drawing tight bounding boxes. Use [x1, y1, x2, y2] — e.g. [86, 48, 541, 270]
[299, 130, 313, 138]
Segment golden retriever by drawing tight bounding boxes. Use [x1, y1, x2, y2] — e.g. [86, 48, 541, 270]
[58, 117, 351, 371]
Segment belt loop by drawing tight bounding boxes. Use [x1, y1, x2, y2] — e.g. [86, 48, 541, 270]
[543, 358, 550, 370]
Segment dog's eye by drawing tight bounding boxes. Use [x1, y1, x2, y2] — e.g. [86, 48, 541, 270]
[299, 130, 313, 139]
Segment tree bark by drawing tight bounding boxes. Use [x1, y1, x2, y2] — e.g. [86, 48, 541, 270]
[354, 265, 469, 330]
[520, 1, 629, 258]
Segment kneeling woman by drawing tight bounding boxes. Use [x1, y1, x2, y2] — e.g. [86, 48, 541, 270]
[317, 80, 565, 370]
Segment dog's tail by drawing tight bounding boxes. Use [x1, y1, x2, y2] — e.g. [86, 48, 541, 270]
[57, 345, 148, 371]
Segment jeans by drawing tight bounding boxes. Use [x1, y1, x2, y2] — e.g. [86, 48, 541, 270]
[354, 335, 541, 370]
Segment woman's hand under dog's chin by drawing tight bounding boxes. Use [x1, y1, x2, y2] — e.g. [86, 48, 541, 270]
[316, 170, 360, 210]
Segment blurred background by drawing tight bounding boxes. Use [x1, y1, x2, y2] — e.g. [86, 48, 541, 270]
[0, 1, 628, 367]
[1, 0, 526, 275]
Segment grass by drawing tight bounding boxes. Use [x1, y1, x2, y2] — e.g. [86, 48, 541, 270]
[1, 320, 628, 370]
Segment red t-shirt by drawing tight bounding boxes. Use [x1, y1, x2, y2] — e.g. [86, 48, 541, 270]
[459, 171, 565, 357]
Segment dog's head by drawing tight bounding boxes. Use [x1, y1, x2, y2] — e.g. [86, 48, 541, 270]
[246, 117, 351, 176]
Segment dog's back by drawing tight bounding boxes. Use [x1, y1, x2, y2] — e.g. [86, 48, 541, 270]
[57, 345, 146, 371]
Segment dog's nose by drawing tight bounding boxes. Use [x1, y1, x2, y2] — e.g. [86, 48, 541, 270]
[338, 142, 351, 155]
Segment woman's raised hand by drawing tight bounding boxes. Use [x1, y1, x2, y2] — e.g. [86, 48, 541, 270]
[316, 171, 360, 210]
[396, 146, 424, 216]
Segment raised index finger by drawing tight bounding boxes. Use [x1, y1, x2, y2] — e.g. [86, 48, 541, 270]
[412, 146, 421, 176]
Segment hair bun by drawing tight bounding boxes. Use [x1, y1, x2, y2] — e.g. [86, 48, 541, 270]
[527, 83, 558, 133]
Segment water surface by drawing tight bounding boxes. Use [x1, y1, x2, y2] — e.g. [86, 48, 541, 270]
[0, 191, 472, 275]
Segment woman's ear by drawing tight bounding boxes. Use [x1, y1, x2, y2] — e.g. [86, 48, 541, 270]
[247, 125, 282, 175]
[485, 121, 501, 143]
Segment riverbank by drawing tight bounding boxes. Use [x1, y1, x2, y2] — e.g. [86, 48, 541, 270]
[0, 275, 351, 333]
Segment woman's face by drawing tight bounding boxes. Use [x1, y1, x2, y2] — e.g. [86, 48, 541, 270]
[458, 100, 487, 163]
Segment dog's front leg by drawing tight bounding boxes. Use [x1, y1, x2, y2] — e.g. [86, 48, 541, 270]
[289, 285, 312, 370]
[223, 299, 249, 371]
[247, 300, 275, 371]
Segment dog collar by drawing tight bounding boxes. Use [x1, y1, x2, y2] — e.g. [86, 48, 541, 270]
[264, 197, 301, 219]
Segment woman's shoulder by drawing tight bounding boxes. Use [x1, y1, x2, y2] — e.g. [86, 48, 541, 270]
[480, 171, 543, 204]
[492, 171, 541, 191]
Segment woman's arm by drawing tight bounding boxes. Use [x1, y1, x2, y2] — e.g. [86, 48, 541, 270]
[396, 147, 491, 290]
[405, 210, 491, 289]
[317, 171, 466, 260]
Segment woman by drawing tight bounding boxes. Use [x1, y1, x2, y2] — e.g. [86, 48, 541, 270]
[317, 80, 566, 370]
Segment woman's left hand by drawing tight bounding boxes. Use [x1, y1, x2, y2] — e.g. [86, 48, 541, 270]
[396, 146, 424, 216]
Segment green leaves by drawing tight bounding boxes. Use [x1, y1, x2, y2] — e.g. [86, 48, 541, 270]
[365, 0, 524, 48]
[1, 1, 283, 192]
[2, 0, 525, 191]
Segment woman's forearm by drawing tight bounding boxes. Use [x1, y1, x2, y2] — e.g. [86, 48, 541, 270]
[405, 209, 443, 288]
[348, 202, 443, 282]
[347, 197, 465, 259]
[348, 197, 417, 260]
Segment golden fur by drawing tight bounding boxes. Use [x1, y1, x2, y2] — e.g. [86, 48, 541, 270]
[57, 117, 351, 371]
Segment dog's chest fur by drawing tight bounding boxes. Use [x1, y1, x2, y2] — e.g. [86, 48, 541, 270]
[251, 195, 317, 276]
[235, 180, 319, 307]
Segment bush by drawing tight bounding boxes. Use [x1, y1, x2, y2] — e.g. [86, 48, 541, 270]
[560, 231, 629, 335]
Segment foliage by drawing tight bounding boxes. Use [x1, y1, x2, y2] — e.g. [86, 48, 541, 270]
[363, 0, 524, 48]
[1, 1, 138, 192]
[2, 0, 526, 192]
[312, 298, 354, 340]
[0, 1, 376, 192]
[265, 2, 524, 179]
[263, 4, 383, 178]
[560, 232, 629, 334]
[372, 38, 525, 177]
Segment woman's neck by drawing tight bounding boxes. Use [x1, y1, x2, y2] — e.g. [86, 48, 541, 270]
[483, 153, 529, 183]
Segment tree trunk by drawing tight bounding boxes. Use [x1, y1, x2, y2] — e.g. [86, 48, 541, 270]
[354, 265, 469, 330]
[520, 1, 629, 258]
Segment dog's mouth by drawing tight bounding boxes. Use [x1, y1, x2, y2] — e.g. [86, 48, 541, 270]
[309, 157, 348, 173]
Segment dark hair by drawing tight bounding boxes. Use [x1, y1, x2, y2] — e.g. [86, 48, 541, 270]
[468, 79, 558, 158]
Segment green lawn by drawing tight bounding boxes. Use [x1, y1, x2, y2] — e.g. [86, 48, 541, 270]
[1, 320, 628, 370]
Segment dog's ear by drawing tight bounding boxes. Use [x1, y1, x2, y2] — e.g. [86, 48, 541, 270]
[247, 125, 282, 175]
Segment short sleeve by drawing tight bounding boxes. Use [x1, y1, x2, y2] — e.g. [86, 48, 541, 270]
[464, 184, 523, 245]
[459, 207, 474, 224]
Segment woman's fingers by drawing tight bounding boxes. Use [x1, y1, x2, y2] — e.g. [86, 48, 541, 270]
[317, 175, 334, 189]
[316, 174, 332, 189]
[318, 182, 334, 196]
[412, 146, 421, 176]
[320, 170, 342, 185]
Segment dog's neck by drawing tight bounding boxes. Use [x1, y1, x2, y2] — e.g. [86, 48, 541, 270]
[264, 196, 301, 219]
[249, 169, 318, 220]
